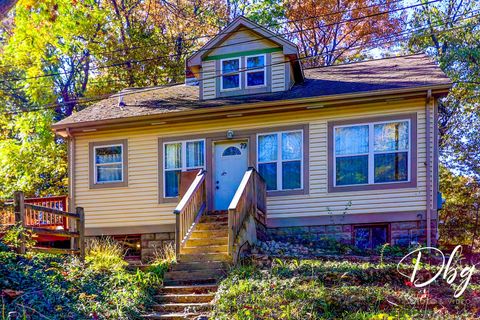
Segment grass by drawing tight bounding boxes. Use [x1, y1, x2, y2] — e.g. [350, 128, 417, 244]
[212, 259, 480, 320]
[0, 237, 173, 320]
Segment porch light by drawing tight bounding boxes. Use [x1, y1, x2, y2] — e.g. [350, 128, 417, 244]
[226, 130, 234, 139]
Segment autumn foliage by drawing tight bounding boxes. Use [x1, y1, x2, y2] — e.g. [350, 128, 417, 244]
[285, 0, 402, 66]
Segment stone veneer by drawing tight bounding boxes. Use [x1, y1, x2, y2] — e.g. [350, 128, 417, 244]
[140, 232, 175, 262]
[266, 220, 438, 247]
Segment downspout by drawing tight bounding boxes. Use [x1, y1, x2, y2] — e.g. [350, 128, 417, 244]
[66, 128, 76, 250]
[66, 128, 75, 211]
[425, 90, 432, 247]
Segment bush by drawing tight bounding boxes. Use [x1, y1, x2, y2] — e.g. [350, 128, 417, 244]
[1, 223, 36, 250]
[0, 239, 168, 319]
[212, 259, 480, 320]
[85, 237, 128, 272]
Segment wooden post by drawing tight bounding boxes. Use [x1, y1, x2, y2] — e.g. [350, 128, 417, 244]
[13, 191, 26, 255]
[175, 214, 180, 259]
[76, 207, 85, 262]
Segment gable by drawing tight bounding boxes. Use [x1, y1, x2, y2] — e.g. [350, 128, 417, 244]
[202, 26, 281, 60]
[186, 16, 302, 100]
[187, 16, 299, 68]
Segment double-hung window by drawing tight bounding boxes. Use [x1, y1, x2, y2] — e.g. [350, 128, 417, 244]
[92, 142, 126, 186]
[94, 145, 124, 183]
[221, 58, 241, 90]
[164, 140, 205, 198]
[257, 130, 303, 191]
[334, 119, 411, 187]
[246, 54, 265, 87]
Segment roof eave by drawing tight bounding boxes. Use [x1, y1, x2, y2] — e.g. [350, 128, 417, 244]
[52, 83, 452, 134]
[187, 16, 299, 68]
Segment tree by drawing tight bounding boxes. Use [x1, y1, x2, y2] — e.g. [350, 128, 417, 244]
[439, 166, 480, 252]
[0, 0, 228, 199]
[408, 0, 480, 178]
[285, 0, 402, 67]
[227, 0, 286, 29]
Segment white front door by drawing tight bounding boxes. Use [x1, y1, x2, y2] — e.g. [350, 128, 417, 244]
[214, 140, 249, 210]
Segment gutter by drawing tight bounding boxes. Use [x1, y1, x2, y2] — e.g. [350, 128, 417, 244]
[66, 128, 75, 217]
[52, 84, 452, 134]
[425, 90, 432, 247]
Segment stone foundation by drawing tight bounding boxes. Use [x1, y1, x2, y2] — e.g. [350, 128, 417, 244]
[140, 232, 175, 262]
[390, 220, 437, 246]
[266, 220, 438, 248]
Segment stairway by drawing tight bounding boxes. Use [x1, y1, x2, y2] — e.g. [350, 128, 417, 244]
[144, 211, 229, 319]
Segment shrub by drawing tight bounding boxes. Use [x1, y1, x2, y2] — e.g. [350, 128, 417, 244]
[1, 223, 36, 250]
[0, 241, 167, 319]
[85, 237, 128, 272]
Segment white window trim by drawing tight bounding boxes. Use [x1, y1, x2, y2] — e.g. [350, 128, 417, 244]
[333, 119, 411, 187]
[257, 130, 304, 191]
[93, 144, 124, 184]
[245, 54, 266, 88]
[220, 57, 241, 91]
[163, 139, 206, 198]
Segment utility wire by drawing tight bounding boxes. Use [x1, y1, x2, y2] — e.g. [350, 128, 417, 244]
[8, 6, 480, 93]
[3, 20, 477, 116]
[0, 0, 408, 71]
[94, 0, 407, 57]
[0, 0, 442, 83]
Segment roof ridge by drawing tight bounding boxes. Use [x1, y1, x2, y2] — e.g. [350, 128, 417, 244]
[303, 53, 430, 71]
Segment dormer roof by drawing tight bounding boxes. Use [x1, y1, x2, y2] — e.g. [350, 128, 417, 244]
[187, 16, 300, 67]
[186, 16, 304, 84]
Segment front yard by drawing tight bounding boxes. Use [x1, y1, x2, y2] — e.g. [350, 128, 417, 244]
[0, 239, 169, 319]
[212, 258, 480, 319]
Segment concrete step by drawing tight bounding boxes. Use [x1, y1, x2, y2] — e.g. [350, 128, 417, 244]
[170, 261, 226, 272]
[190, 229, 228, 238]
[161, 284, 218, 294]
[153, 303, 212, 313]
[181, 245, 228, 254]
[179, 253, 230, 263]
[205, 210, 228, 216]
[185, 237, 228, 247]
[163, 277, 218, 286]
[142, 312, 202, 319]
[165, 269, 226, 281]
[195, 222, 228, 231]
[155, 293, 215, 304]
[200, 214, 228, 223]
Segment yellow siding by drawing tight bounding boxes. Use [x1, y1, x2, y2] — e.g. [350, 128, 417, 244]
[271, 51, 286, 92]
[74, 98, 434, 230]
[201, 60, 216, 99]
[208, 27, 277, 56]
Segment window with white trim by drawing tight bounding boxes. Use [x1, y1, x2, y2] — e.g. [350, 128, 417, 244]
[164, 140, 205, 197]
[246, 54, 265, 87]
[221, 58, 241, 90]
[334, 120, 410, 186]
[257, 130, 303, 191]
[94, 144, 124, 183]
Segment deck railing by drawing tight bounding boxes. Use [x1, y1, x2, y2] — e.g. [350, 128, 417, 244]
[228, 167, 267, 262]
[1, 195, 68, 228]
[173, 170, 207, 258]
[1, 192, 85, 260]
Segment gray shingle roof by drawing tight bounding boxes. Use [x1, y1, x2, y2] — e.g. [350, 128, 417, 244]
[53, 54, 451, 128]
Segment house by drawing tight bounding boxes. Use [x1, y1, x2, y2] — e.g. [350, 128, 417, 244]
[52, 17, 451, 262]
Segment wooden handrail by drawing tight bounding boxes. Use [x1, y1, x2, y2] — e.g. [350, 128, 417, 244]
[6, 191, 85, 261]
[173, 169, 207, 258]
[1, 195, 68, 228]
[227, 167, 267, 262]
[24, 204, 80, 219]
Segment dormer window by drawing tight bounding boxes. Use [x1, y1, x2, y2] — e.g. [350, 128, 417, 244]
[221, 58, 241, 90]
[246, 54, 266, 87]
